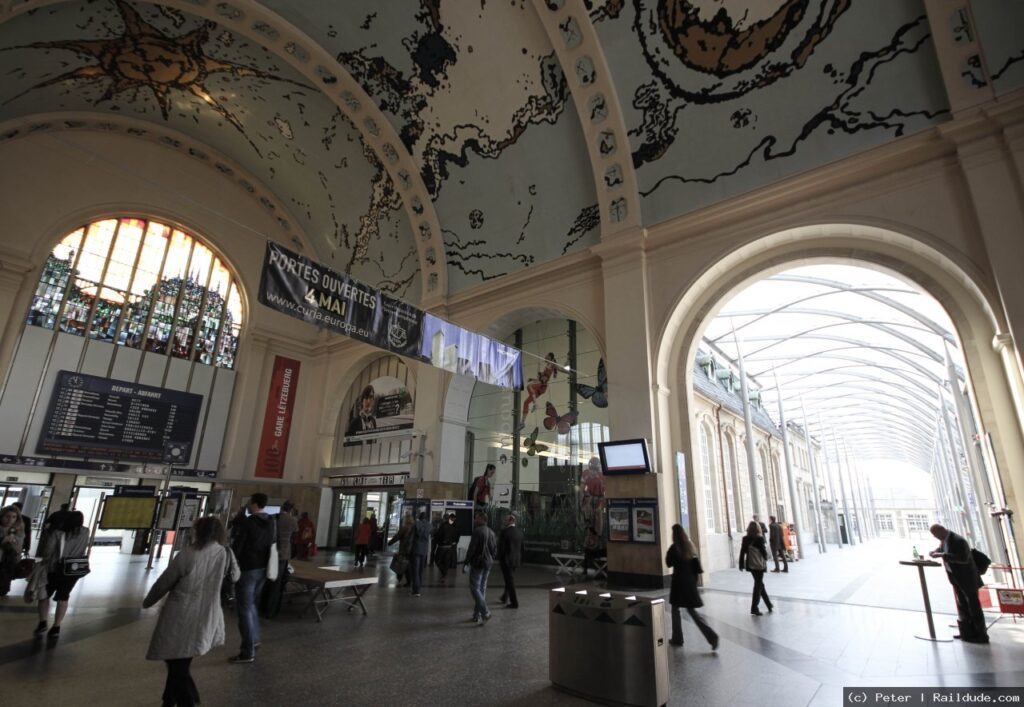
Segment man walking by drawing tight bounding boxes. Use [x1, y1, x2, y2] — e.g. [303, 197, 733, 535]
[409, 511, 431, 597]
[230, 493, 275, 663]
[434, 512, 459, 580]
[465, 511, 497, 624]
[769, 516, 788, 573]
[929, 524, 988, 643]
[497, 513, 524, 609]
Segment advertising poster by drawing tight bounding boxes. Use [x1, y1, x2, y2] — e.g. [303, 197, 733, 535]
[420, 313, 523, 389]
[632, 498, 658, 544]
[608, 499, 632, 543]
[493, 483, 513, 508]
[254, 356, 301, 478]
[258, 241, 423, 358]
[178, 497, 202, 529]
[344, 375, 414, 441]
[156, 495, 180, 531]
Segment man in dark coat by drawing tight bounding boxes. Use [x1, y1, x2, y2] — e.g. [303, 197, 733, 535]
[409, 512, 431, 597]
[497, 513, 524, 609]
[433, 513, 459, 580]
[230, 493, 276, 663]
[768, 516, 788, 573]
[929, 524, 988, 643]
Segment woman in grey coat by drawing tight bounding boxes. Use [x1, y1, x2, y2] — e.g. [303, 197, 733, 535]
[144, 516, 240, 707]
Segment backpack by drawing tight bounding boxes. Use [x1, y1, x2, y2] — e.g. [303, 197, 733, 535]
[745, 541, 766, 571]
[972, 547, 992, 575]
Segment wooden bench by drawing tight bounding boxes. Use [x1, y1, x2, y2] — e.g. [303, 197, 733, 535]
[284, 562, 377, 622]
[551, 553, 607, 579]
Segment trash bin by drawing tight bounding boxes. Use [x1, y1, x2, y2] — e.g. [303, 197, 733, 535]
[549, 588, 670, 707]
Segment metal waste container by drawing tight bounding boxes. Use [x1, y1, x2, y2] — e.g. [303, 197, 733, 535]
[549, 588, 669, 707]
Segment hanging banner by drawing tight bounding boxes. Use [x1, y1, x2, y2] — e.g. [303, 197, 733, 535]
[420, 313, 523, 389]
[258, 241, 424, 358]
[258, 241, 523, 389]
[254, 355, 301, 478]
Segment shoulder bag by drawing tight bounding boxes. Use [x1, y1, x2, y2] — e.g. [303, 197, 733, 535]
[221, 545, 235, 606]
[60, 533, 91, 578]
[745, 541, 767, 572]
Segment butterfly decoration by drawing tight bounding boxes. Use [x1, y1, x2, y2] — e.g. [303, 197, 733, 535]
[544, 401, 579, 434]
[523, 426, 549, 456]
[576, 357, 608, 408]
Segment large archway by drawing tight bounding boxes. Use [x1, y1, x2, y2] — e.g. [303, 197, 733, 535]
[655, 223, 1024, 568]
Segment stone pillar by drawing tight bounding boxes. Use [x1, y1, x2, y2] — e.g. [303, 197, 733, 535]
[594, 229, 673, 588]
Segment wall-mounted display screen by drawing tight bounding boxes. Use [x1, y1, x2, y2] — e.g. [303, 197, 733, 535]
[598, 438, 652, 475]
[99, 495, 158, 530]
[37, 370, 202, 462]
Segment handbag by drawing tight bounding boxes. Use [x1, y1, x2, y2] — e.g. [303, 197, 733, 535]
[23, 560, 49, 603]
[390, 554, 409, 576]
[267, 518, 280, 581]
[690, 556, 704, 575]
[59, 534, 90, 578]
[14, 556, 35, 580]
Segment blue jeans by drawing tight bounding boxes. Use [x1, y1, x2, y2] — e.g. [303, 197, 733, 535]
[410, 554, 426, 593]
[469, 564, 491, 619]
[236, 568, 266, 657]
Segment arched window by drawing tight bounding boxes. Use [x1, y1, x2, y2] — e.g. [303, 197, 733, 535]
[27, 218, 243, 368]
[699, 422, 716, 532]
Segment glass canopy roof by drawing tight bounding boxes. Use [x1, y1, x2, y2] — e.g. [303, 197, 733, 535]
[702, 264, 966, 471]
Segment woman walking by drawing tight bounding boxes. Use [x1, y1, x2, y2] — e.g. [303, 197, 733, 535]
[738, 520, 774, 615]
[665, 524, 718, 650]
[34, 510, 89, 636]
[143, 516, 240, 707]
[0, 505, 26, 596]
[354, 516, 373, 568]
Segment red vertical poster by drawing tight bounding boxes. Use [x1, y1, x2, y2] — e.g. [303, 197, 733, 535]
[254, 356, 301, 478]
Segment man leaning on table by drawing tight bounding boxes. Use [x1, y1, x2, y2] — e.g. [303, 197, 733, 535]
[929, 524, 988, 644]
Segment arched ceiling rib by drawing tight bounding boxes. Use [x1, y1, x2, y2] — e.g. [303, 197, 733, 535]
[702, 264, 966, 472]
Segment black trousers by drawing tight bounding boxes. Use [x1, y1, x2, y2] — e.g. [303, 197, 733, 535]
[163, 658, 198, 707]
[750, 570, 773, 611]
[951, 578, 987, 638]
[500, 561, 518, 607]
[771, 545, 788, 572]
[436, 546, 454, 577]
[355, 544, 368, 565]
[671, 605, 718, 646]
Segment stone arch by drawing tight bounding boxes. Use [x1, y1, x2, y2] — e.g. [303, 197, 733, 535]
[654, 222, 1024, 561]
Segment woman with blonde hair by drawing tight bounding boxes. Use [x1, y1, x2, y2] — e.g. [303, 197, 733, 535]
[738, 520, 774, 615]
[144, 515, 240, 707]
[0, 505, 25, 596]
[665, 523, 718, 649]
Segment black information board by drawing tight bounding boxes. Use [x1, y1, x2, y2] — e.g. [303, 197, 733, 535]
[37, 371, 203, 463]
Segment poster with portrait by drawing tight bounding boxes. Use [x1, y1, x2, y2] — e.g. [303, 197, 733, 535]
[608, 499, 632, 543]
[344, 375, 414, 441]
[631, 498, 658, 544]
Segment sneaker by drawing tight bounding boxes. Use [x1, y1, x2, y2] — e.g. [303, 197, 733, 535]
[229, 654, 255, 664]
[482, 612, 492, 622]
[47, 625, 60, 637]
[468, 616, 480, 623]
[33, 621, 47, 635]
[413, 593, 422, 597]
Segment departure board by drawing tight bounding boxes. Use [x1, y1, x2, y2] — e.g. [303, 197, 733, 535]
[37, 371, 202, 462]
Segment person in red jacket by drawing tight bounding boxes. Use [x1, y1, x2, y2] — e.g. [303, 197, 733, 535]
[354, 517, 373, 568]
[296, 512, 316, 560]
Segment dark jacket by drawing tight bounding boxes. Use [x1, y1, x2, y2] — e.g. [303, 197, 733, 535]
[937, 531, 983, 590]
[231, 513, 275, 571]
[738, 535, 768, 571]
[768, 522, 784, 550]
[434, 522, 458, 546]
[497, 524, 524, 569]
[666, 543, 703, 608]
[410, 518, 432, 556]
[465, 524, 497, 569]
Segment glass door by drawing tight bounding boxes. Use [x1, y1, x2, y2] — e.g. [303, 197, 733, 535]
[335, 492, 359, 550]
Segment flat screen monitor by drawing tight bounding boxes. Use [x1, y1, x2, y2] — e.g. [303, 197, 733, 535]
[598, 438, 652, 475]
[99, 495, 158, 530]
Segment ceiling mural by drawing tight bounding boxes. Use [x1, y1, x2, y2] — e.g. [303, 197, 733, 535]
[0, 0, 421, 301]
[589, 0, 950, 226]
[972, 1, 1024, 96]
[260, 0, 601, 292]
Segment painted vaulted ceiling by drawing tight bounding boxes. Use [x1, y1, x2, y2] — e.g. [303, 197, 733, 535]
[0, 0, 1022, 303]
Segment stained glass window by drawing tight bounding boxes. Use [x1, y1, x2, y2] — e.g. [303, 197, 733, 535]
[26, 218, 243, 369]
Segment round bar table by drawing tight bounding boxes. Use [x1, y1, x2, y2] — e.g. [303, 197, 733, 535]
[900, 559, 952, 642]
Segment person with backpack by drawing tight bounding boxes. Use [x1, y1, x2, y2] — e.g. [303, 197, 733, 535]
[469, 465, 496, 509]
[464, 511, 497, 624]
[929, 523, 989, 643]
[738, 520, 774, 616]
[229, 493, 275, 663]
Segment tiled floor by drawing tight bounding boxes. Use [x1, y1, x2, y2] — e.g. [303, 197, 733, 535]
[1, 539, 1021, 706]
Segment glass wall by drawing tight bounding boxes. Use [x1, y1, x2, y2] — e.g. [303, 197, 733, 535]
[465, 319, 610, 562]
